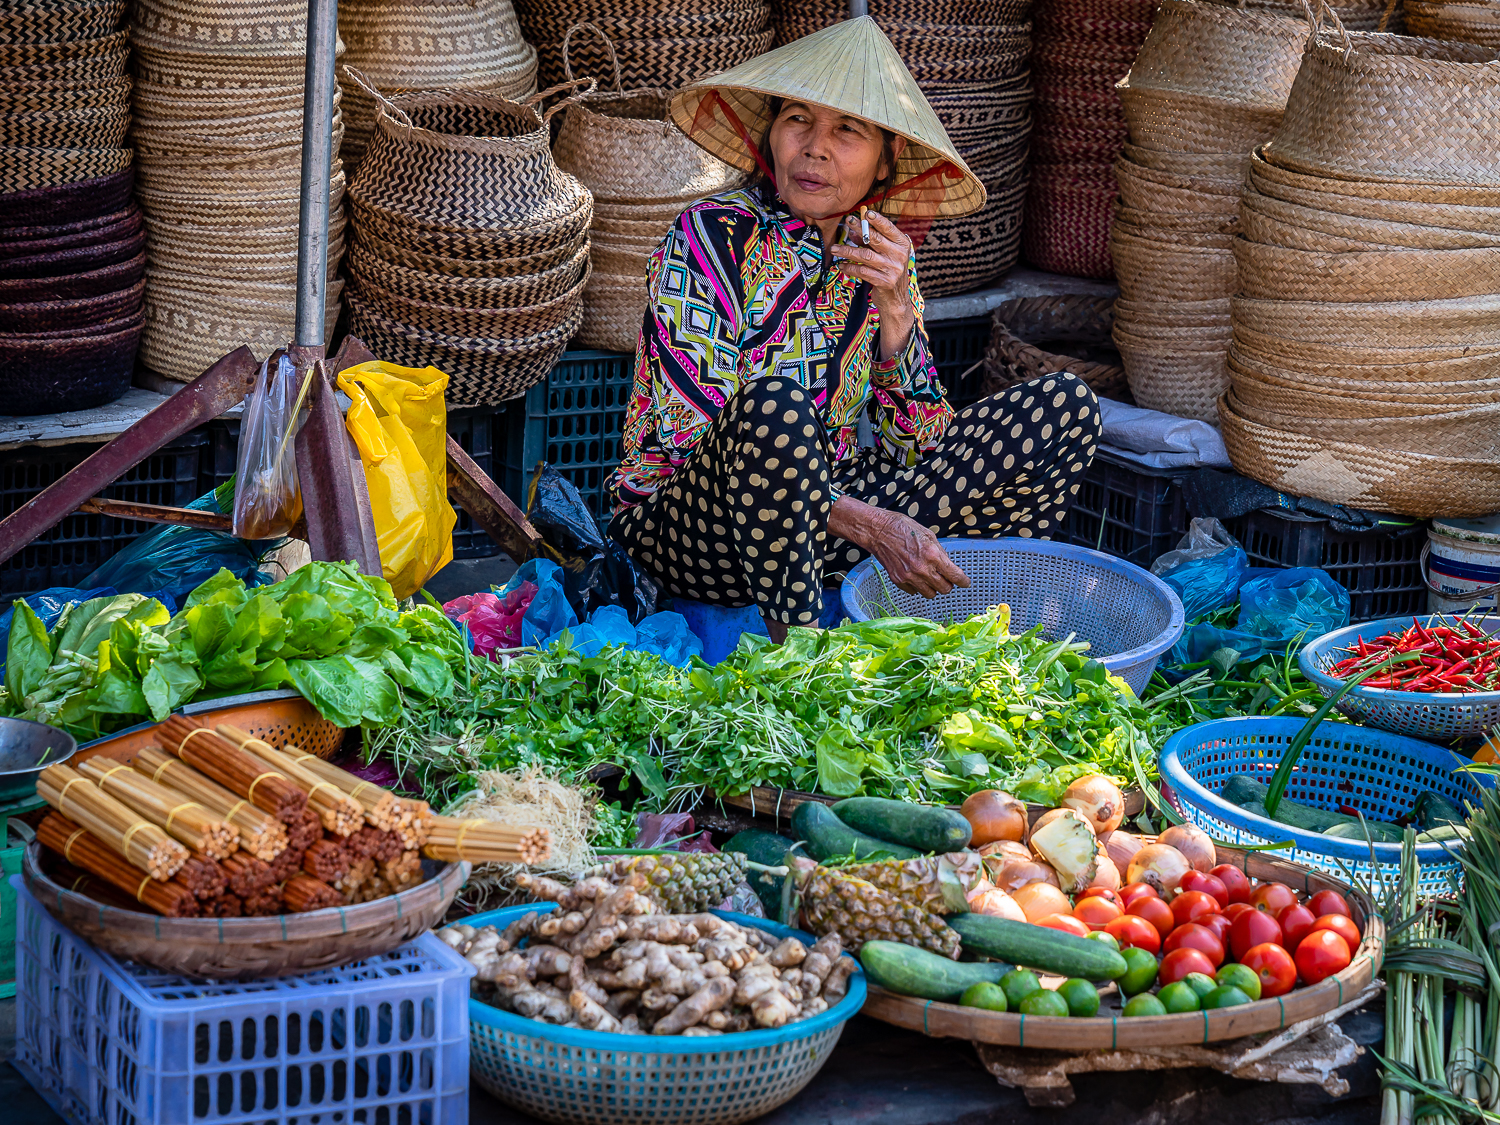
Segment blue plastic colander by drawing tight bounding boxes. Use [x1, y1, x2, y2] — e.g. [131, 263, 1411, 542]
[841, 537, 1185, 694]
[1161, 716, 1485, 894]
[466, 905, 865, 1125]
[1298, 615, 1500, 742]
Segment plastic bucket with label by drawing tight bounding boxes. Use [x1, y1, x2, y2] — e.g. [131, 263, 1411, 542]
[1426, 515, 1500, 613]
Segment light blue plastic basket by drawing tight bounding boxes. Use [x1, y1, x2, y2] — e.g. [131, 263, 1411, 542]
[1160, 717, 1486, 894]
[1298, 614, 1500, 742]
[467, 904, 865, 1125]
[841, 537, 1185, 694]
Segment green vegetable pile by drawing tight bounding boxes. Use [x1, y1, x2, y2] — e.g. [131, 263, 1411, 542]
[1, 562, 458, 739]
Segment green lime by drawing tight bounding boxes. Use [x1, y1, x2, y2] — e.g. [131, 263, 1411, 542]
[1001, 968, 1043, 1009]
[1086, 930, 1121, 951]
[1117, 946, 1159, 996]
[1201, 985, 1254, 1010]
[1215, 963, 1262, 1002]
[1123, 993, 1167, 1018]
[1018, 989, 1071, 1018]
[1182, 972, 1218, 999]
[1157, 981, 1201, 1014]
[960, 982, 1008, 1012]
[1057, 978, 1101, 1018]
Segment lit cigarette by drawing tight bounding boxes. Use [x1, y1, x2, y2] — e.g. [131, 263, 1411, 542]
[860, 206, 870, 245]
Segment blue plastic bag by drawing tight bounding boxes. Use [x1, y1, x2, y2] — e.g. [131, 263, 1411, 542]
[1150, 518, 1248, 620]
[1167, 622, 1267, 669]
[495, 558, 578, 647]
[541, 607, 703, 668]
[634, 611, 703, 668]
[1237, 567, 1350, 651]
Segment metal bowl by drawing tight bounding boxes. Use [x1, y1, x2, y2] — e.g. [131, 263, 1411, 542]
[0, 716, 76, 804]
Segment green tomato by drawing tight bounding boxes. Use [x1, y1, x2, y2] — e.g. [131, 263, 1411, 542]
[1001, 968, 1043, 1009]
[1085, 931, 1121, 952]
[960, 982, 1008, 1012]
[1182, 972, 1218, 999]
[1056, 978, 1101, 1018]
[1123, 993, 1168, 1017]
[1157, 981, 1201, 1014]
[1215, 963, 1262, 1002]
[1202, 985, 1254, 1010]
[1018, 989, 1071, 1018]
[1117, 946, 1160, 997]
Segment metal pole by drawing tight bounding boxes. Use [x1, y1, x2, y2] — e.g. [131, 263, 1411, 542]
[848, 0, 869, 15]
[295, 0, 339, 351]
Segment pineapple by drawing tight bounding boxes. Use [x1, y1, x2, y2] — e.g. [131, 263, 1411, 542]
[832, 854, 975, 915]
[800, 868, 961, 959]
[584, 852, 748, 913]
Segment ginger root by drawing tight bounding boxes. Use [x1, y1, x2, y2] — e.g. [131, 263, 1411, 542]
[750, 987, 798, 1028]
[653, 977, 735, 1035]
[769, 937, 807, 968]
[823, 957, 856, 1004]
[569, 989, 623, 1033]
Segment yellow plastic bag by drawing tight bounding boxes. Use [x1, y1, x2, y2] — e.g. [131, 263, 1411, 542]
[337, 360, 456, 600]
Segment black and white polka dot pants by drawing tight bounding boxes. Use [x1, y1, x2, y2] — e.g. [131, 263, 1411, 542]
[611, 373, 1101, 627]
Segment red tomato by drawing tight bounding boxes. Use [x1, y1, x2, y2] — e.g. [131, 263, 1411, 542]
[1077, 887, 1121, 906]
[1159, 947, 1218, 986]
[1171, 890, 1222, 929]
[1307, 890, 1351, 920]
[1105, 913, 1163, 955]
[1037, 913, 1093, 938]
[1119, 882, 1160, 909]
[1277, 904, 1317, 952]
[1163, 922, 1226, 966]
[1073, 896, 1124, 932]
[1310, 914, 1362, 949]
[1230, 907, 1283, 961]
[1126, 895, 1176, 941]
[1240, 942, 1297, 998]
[1223, 902, 1256, 923]
[1249, 882, 1298, 917]
[1295, 929, 1352, 986]
[1200, 912, 1234, 947]
[1211, 864, 1252, 905]
[1178, 871, 1229, 909]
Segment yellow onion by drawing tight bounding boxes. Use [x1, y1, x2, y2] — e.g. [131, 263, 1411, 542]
[1087, 850, 1122, 892]
[1126, 843, 1192, 901]
[990, 858, 1061, 893]
[1157, 824, 1217, 872]
[961, 789, 1028, 845]
[1061, 775, 1126, 835]
[1011, 881, 1072, 923]
[1101, 829, 1146, 873]
[968, 884, 1028, 922]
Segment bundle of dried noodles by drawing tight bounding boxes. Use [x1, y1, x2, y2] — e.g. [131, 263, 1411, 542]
[38, 764, 188, 880]
[134, 747, 287, 861]
[79, 758, 237, 859]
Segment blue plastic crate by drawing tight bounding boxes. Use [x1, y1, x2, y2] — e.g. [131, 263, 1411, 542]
[10, 878, 473, 1125]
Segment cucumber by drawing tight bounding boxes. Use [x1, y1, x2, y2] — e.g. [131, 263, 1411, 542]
[1414, 790, 1465, 831]
[1220, 774, 1404, 839]
[792, 800, 919, 862]
[1323, 820, 1404, 843]
[860, 940, 1011, 1001]
[948, 913, 1128, 981]
[832, 796, 972, 853]
[724, 829, 795, 916]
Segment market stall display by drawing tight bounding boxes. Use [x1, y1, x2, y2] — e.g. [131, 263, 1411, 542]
[344, 74, 593, 407]
[1110, 0, 1305, 422]
[0, 0, 142, 415]
[126, 0, 347, 382]
[336, 0, 538, 175]
[1223, 15, 1500, 517]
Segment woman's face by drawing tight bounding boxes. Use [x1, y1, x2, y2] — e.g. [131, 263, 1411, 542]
[767, 101, 900, 225]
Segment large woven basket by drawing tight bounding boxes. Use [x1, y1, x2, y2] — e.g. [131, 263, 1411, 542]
[0, 224, 144, 279]
[1232, 319, 1500, 370]
[0, 0, 126, 45]
[1125, 0, 1308, 106]
[1248, 145, 1500, 211]
[1227, 384, 1500, 457]
[1231, 291, 1500, 347]
[0, 145, 132, 194]
[1263, 20, 1500, 185]
[0, 317, 140, 414]
[0, 203, 141, 256]
[1113, 153, 1242, 214]
[1239, 182, 1500, 249]
[576, 268, 647, 352]
[1405, 0, 1500, 45]
[1234, 237, 1500, 301]
[983, 321, 1129, 399]
[1118, 82, 1285, 154]
[915, 176, 1028, 298]
[0, 277, 143, 333]
[1109, 227, 1236, 300]
[1021, 164, 1117, 278]
[350, 223, 582, 278]
[348, 261, 590, 337]
[347, 238, 589, 310]
[0, 252, 144, 302]
[349, 189, 593, 261]
[535, 27, 773, 91]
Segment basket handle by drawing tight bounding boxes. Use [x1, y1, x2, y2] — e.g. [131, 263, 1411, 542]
[1296, 0, 1352, 56]
[1420, 540, 1500, 602]
[341, 65, 414, 131]
[524, 77, 600, 123]
[561, 21, 623, 93]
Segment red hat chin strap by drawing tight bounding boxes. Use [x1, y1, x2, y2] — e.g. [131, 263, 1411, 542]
[694, 90, 778, 187]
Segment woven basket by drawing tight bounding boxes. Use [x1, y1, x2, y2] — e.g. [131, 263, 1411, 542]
[1232, 320, 1500, 370]
[1114, 155, 1242, 215]
[1235, 237, 1500, 301]
[131, 0, 317, 57]
[0, 75, 130, 113]
[982, 323, 1129, 399]
[1228, 392, 1500, 457]
[1229, 348, 1500, 406]
[1118, 336, 1230, 422]
[1113, 204, 1234, 233]
[1248, 146, 1500, 210]
[929, 83, 1035, 142]
[1121, 142, 1249, 179]
[349, 190, 592, 262]
[1238, 183, 1500, 250]
[1405, 0, 1500, 45]
[0, 27, 127, 66]
[0, 204, 140, 257]
[1114, 216, 1236, 249]
[577, 268, 647, 352]
[0, 103, 128, 148]
[906, 43, 1035, 88]
[1125, 0, 1307, 106]
[1231, 292, 1500, 347]
[1115, 295, 1233, 325]
[1033, 80, 1126, 123]
[1218, 395, 1500, 516]
[535, 29, 774, 91]
[0, 276, 143, 333]
[347, 288, 582, 406]
[1118, 83, 1285, 154]
[1021, 165, 1117, 278]
[0, 144, 132, 193]
[0, 0, 125, 45]
[0, 316, 141, 414]
[0, 224, 144, 279]
[347, 239, 589, 310]
[1263, 24, 1500, 186]
[1033, 11, 1155, 43]
[129, 38, 343, 90]
[350, 224, 581, 279]
[1110, 227, 1236, 299]
[916, 176, 1028, 298]
[348, 261, 589, 338]
[530, 5, 770, 43]
[0, 251, 143, 302]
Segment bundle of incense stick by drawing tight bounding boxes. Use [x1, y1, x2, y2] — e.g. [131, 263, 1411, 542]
[134, 747, 287, 861]
[48, 856, 143, 912]
[38, 765, 188, 880]
[38, 813, 199, 916]
[283, 873, 344, 913]
[205, 894, 243, 917]
[179, 854, 227, 900]
[243, 884, 284, 916]
[348, 825, 401, 863]
[379, 849, 421, 892]
[421, 816, 550, 865]
[79, 758, 238, 860]
[269, 842, 308, 884]
[302, 838, 350, 883]
[334, 856, 374, 899]
[393, 797, 433, 849]
[270, 743, 398, 827]
[221, 852, 275, 898]
[215, 726, 363, 837]
[285, 806, 325, 854]
[157, 716, 307, 823]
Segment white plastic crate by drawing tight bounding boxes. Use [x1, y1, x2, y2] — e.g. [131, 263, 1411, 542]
[10, 877, 473, 1125]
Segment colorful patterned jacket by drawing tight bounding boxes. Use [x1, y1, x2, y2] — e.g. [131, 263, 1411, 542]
[610, 186, 953, 508]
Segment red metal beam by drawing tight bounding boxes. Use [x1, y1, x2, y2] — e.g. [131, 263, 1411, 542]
[293, 340, 381, 574]
[75, 498, 234, 532]
[446, 437, 544, 563]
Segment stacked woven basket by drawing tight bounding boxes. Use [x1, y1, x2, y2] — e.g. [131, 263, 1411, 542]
[771, 0, 1035, 297]
[1109, 0, 1304, 422]
[553, 29, 742, 354]
[344, 74, 592, 407]
[337, 0, 538, 175]
[1223, 15, 1500, 517]
[515, 0, 772, 93]
[1022, 0, 1155, 279]
[0, 0, 140, 416]
[1405, 0, 1499, 41]
[127, 0, 346, 383]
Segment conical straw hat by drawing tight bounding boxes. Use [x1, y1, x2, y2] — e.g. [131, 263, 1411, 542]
[669, 17, 985, 220]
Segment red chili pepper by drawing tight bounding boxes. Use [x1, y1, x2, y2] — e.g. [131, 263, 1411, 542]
[1337, 804, 1361, 817]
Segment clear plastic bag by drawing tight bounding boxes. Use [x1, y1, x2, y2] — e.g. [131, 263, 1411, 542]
[231, 354, 308, 540]
[1150, 517, 1249, 620]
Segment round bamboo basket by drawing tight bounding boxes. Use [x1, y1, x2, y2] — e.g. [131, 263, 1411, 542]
[1117, 340, 1230, 422]
[346, 238, 590, 310]
[576, 268, 646, 352]
[347, 262, 589, 337]
[1110, 229, 1236, 300]
[1120, 142, 1249, 179]
[1237, 187, 1500, 251]
[0, 0, 126, 45]
[862, 847, 1382, 1048]
[1114, 157, 1242, 215]
[1231, 292, 1500, 348]
[1230, 328, 1500, 381]
[1118, 82, 1285, 154]
[1248, 146, 1500, 208]
[1124, 0, 1307, 107]
[1405, 0, 1500, 45]
[1234, 238, 1500, 301]
[349, 225, 581, 279]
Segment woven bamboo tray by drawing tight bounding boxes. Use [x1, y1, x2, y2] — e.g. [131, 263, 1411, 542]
[862, 846, 1383, 1049]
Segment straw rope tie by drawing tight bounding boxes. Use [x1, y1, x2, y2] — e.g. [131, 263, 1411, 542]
[135, 874, 152, 903]
[62, 827, 87, 865]
[120, 822, 152, 851]
[164, 802, 203, 833]
[246, 772, 284, 802]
